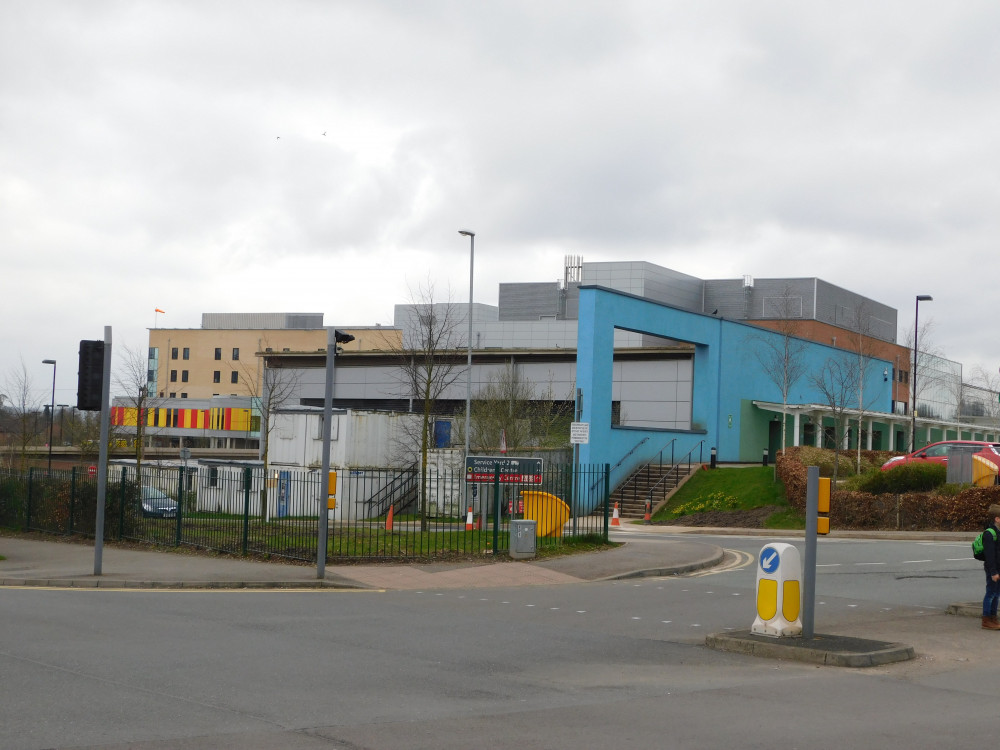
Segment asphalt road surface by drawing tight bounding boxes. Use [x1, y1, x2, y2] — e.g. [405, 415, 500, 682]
[1, 533, 994, 750]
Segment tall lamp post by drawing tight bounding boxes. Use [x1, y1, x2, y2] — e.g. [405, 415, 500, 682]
[910, 295, 932, 452]
[42, 359, 56, 474]
[459, 229, 475, 460]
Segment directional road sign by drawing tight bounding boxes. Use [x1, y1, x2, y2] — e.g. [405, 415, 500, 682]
[465, 456, 543, 484]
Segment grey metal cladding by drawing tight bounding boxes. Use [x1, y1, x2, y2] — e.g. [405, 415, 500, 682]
[201, 313, 324, 330]
[581, 261, 704, 311]
[748, 278, 814, 319]
[498, 282, 562, 321]
[816, 279, 896, 342]
[702, 279, 748, 317]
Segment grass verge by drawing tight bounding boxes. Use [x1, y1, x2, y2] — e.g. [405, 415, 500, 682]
[650, 466, 801, 528]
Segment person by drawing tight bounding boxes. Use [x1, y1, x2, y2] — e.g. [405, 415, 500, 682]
[983, 504, 1000, 630]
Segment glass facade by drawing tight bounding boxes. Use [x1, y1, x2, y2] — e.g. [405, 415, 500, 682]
[915, 352, 962, 421]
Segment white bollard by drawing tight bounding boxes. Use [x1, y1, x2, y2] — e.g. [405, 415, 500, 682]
[751, 543, 802, 637]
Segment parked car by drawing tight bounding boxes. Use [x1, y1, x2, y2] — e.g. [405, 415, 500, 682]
[140, 486, 178, 518]
[881, 441, 1000, 472]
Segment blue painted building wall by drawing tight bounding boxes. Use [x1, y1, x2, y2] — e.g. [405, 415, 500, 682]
[576, 286, 893, 507]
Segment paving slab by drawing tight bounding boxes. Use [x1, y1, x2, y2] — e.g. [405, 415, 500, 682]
[0, 532, 724, 591]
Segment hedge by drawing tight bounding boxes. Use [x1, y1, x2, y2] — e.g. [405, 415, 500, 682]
[775, 446, 999, 531]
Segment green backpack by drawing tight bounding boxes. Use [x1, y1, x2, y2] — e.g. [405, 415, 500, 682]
[973, 527, 997, 561]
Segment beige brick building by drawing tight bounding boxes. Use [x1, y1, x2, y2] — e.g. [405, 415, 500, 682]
[147, 313, 400, 400]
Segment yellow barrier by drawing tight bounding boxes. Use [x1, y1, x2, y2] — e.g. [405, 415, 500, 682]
[520, 491, 571, 537]
[973, 455, 998, 487]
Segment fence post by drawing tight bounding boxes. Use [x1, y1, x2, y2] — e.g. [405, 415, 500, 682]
[492, 467, 501, 553]
[242, 467, 251, 556]
[175, 466, 183, 546]
[118, 467, 127, 540]
[603, 464, 611, 541]
[26, 467, 34, 530]
[69, 466, 77, 535]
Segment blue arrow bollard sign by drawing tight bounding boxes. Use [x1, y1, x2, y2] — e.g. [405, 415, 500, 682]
[759, 546, 780, 574]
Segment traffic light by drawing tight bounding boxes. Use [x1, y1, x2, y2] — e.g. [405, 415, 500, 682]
[77, 340, 105, 411]
[817, 477, 831, 535]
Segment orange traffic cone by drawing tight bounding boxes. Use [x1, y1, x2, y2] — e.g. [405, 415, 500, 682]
[643, 499, 651, 525]
[476, 514, 483, 530]
[385, 504, 394, 532]
[611, 502, 621, 526]
[465, 506, 474, 531]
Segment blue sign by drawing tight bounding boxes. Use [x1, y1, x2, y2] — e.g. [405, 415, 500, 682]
[759, 546, 780, 574]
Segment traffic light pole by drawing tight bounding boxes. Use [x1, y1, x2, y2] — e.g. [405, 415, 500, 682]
[317, 328, 336, 579]
[802, 465, 819, 639]
[94, 326, 112, 576]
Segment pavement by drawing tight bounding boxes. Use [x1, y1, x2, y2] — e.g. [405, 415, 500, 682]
[0, 526, 978, 668]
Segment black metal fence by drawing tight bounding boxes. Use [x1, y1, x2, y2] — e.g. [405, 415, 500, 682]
[0, 462, 610, 562]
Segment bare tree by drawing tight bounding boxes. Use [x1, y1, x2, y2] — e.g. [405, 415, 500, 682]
[901, 316, 943, 443]
[966, 366, 1000, 433]
[454, 363, 573, 455]
[114, 344, 161, 476]
[2, 360, 43, 471]
[809, 354, 858, 487]
[235, 339, 301, 519]
[846, 302, 882, 472]
[748, 287, 808, 456]
[393, 282, 466, 531]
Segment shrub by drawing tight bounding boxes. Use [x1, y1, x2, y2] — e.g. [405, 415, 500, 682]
[672, 491, 741, 516]
[778, 446, 1000, 531]
[854, 464, 946, 494]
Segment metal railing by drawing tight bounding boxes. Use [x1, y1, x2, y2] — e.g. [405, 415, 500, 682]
[612, 438, 677, 501]
[644, 440, 706, 504]
[0, 462, 611, 561]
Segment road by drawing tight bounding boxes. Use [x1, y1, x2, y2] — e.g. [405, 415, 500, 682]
[0, 531, 993, 750]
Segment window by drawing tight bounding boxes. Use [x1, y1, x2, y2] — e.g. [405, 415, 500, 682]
[171, 347, 178, 360]
[169, 392, 176, 398]
[231, 371, 239, 384]
[182, 347, 190, 360]
[214, 348, 222, 361]
[232, 347, 240, 361]
[170, 370, 177, 382]
[180, 393, 187, 398]
[208, 467, 219, 487]
[181, 370, 189, 382]
[213, 371, 221, 383]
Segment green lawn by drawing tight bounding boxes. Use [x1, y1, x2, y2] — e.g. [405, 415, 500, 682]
[650, 466, 803, 529]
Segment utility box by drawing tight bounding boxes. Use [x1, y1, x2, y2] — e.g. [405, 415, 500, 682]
[946, 445, 977, 485]
[509, 520, 537, 559]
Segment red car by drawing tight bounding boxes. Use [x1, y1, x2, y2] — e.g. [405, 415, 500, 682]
[881, 440, 1000, 471]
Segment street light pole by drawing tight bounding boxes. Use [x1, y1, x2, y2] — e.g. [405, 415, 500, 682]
[42, 359, 56, 474]
[459, 229, 475, 460]
[910, 295, 932, 452]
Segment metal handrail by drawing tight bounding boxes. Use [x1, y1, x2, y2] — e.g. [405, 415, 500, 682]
[588, 436, 650, 493]
[610, 437, 650, 473]
[645, 440, 706, 502]
[611, 438, 677, 501]
[368, 465, 418, 517]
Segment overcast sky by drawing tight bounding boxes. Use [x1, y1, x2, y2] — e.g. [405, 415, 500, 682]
[3, 1, 999, 405]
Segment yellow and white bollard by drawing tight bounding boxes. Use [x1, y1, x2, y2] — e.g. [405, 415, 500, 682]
[751, 543, 802, 637]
